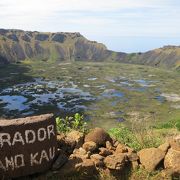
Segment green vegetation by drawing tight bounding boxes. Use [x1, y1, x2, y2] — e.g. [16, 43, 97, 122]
[56, 113, 88, 133]
[109, 118, 180, 151]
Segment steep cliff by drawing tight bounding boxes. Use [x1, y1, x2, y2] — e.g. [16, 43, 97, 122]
[0, 29, 119, 64]
[0, 29, 179, 69]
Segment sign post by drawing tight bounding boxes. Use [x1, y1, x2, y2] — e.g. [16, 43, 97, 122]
[0, 114, 57, 178]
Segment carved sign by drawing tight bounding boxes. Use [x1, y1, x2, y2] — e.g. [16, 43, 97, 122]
[0, 114, 57, 178]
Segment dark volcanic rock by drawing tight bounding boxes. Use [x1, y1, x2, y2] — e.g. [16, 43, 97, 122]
[52, 33, 66, 43]
[35, 33, 49, 41]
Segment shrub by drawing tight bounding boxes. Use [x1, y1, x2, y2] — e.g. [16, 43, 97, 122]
[56, 113, 88, 134]
[108, 124, 163, 151]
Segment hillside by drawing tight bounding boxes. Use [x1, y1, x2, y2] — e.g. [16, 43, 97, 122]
[0, 29, 126, 64]
[0, 29, 179, 69]
[123, 45, 180, 69]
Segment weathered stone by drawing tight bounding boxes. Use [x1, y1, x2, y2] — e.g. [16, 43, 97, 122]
[70, 148, 89, 159]
[113, 141, 120, 147]
[164, 148, 180, 175]
[104, 154, 127, 170]
[138, 148, 165, 172]
[57, 156, 83, 176]
[127, 152, 139, 162]
[106, 141, 113, 150]
[56, 134, 66, 149]
[79, 159, 96, 173]
[84, 128, 111, 146]
[158, 142, 170, 153]
[0, 114, 57, 178]
[66, 130, 84, 149]
[90, 154, 104, 167]
[115, 144, 128, 154]
[131, 161, 139, 170]
[169, 135, 180, 151]
[82, 141, 97, 152]
[99, 147, 113, 156]
[52, 151, 68, 170]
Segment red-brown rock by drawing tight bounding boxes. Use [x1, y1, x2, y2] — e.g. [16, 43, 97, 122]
[164, 148, 180, 175]
[104, 154, 127, 170]
[82, 141, 97, 152]
[138, 148, 165, 172]
[84, 128, 111, 146]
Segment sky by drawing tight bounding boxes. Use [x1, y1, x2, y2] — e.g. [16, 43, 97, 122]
[0, 0, 180, 52]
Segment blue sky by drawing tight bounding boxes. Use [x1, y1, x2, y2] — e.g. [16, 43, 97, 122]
[0, 0, 180, 52]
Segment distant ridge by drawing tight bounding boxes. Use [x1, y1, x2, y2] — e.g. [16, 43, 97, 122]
[0, 28, 179, 69]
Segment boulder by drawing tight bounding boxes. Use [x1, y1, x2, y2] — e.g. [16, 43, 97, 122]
[57, 156, 83, 176]
[66, 130, 84, 148]
[90, 154, 104, 167]
[164, 148, 180, 175]
[106, 141, 114, 150]
[127, 152, 139, 162]
[84, 128, 111, 146]
[99, 147, 113, 156]
[138, 148, 165, 172]
[158, 142, 170, 153]
[104, 154, 127, 170]
[70, 148, 90, 159]
[115, 144, 128, 154]
[169, 135, 180, 151]
[82, 141, 97, 152]
[78, 159, 96, 174]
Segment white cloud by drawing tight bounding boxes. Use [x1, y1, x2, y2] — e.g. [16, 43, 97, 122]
[0, 0, 179, 51]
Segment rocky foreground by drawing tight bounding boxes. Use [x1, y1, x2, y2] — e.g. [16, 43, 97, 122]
[26, 127, 180, 180]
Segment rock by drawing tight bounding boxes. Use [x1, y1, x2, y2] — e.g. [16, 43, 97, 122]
[113, 141, 120, 147]
[66, 130, 84, 149]
[106, 141, 113, 150]
[99, 147, 113, 156]
[115, 144, 128, 154]
[0, 114, 57, 178]
[60, 137, 76, 154]
[57, 156, 83, 176]
[158, 142, 170, 153]
[127, 147, 136, 153]
[70, 148, 90, 159]
[82, 141, 97, 152]
[84, 128, 111, 146]
[131, 161, 139, 170]
[90, 154, 104, 167]
[169, 135, 180, 151]
[104, 154, 127, 170]
[52, 151, 68, 170]
[57, 133, 66, 149]
[127, 152, 139, 162]
[138, 148, 165, 172]
[79, 159, 96, 174]
[164, 148, 180, 175]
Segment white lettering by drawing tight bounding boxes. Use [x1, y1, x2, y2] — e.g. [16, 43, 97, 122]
[5, 156, 14, 171]
[47, 125, 55, 139]
[38, 128, 47, 142]
[25, 130, 36, 144]
[30, 152, 39, 166]
[39, 150, 49, 164]
[12, 132, 25, 146]
[0, 133, 11, 148]
[49, 146, 56, 160]
[15, 154, 25, 168]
